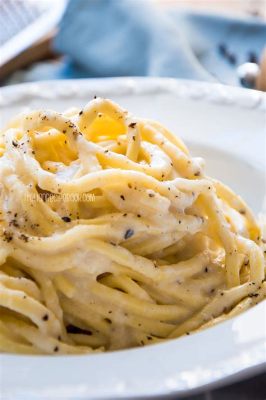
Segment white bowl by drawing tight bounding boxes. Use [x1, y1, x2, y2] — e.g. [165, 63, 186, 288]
[0, 78, 265, 400]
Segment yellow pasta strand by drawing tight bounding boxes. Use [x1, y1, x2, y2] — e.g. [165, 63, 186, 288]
[0, 98, 264, 354]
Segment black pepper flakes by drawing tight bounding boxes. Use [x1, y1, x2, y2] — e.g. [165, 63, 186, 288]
[120, 195, 125, 201]
[249, 293, 259, 298]
[129, 122, 136, 128]
[124, 229, 134, 240]
[9, 219, 19, 228]
[42, 314, 49, 321]
[19, 234, 29, 243]
[61, 216, 71, 223]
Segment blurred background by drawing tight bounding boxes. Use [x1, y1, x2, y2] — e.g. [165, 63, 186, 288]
[0, 0, 266, 89]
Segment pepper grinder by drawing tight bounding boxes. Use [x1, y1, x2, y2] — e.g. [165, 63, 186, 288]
[256, 48, 266, 91]
[237, 48, 266, 91]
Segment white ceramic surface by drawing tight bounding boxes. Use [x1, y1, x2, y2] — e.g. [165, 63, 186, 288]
[0, 78, 265, 400]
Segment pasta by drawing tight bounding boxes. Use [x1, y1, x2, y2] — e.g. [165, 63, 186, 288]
[0, 98, 265, 355]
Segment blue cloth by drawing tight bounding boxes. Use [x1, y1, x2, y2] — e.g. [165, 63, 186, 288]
[51, 0, 266, 86]
[53, 0, 214, 81]
[9, 0, 266, 85]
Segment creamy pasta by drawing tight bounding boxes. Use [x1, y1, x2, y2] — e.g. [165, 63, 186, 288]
[0, 98, 265, 354]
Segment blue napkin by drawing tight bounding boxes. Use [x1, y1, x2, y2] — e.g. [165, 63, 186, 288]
[9, 0, 265, 86]
[53, 0, 214, 81]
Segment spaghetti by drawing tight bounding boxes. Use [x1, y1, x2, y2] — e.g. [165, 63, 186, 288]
[0, 98, 265, 354]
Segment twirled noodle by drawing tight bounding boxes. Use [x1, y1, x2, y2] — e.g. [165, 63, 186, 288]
[0, 98, 265, 354]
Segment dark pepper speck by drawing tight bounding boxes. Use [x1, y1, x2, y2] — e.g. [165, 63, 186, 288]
[62, 216, 71, 223]
[124, 229, 134, 240]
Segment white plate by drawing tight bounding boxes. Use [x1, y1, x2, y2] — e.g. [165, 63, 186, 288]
[0, 78, 265, 400]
